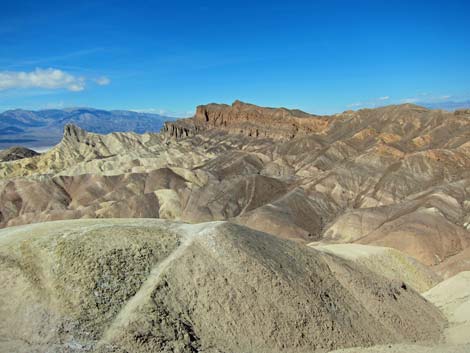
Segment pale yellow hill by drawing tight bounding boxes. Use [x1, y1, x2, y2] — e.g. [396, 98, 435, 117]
[0, 219, 445, 353]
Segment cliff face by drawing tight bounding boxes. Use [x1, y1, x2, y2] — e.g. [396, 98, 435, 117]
[162, 119, 201, 138]
[164, 100, 330, 140]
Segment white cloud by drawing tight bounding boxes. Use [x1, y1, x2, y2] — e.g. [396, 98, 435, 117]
[378, 96, 390, 100]
[0, 68, 85, 92]
[95, 76, 111, 86]
[401, 94, 453, 104]
[130, 108, 193, 118]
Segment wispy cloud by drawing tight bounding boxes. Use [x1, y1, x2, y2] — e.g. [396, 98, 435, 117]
[400, 94, 453, 104]
[2, 48, 106, 70]
[347, 96, 391, 109]
[347, 102, 363, 108]
[130, 108, 194, 118]
[349, 93, 467, 111]
[94, 76, 111, 86]
[0, 68, 86, 92]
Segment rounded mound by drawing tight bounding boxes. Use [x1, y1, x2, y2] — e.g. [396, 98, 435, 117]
[311, 243, 441, 292]
[0, 219, 445, 353]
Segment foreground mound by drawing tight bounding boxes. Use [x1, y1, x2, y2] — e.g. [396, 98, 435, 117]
[311, 243, 441, 292]
[331, 271, 470, 353]
[0, 219, 444, 353]
[330, 343, 470, 353]
[423, 271, 470, 345]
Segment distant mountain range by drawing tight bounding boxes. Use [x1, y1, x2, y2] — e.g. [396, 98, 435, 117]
[422, 100, 470, 111]
[2, 101, 469, 150]
[0, 108, 175, 149]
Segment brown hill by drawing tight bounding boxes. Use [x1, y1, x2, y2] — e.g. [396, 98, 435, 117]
[0, 146, 39, 161]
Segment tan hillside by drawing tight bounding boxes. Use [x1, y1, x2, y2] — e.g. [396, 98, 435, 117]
[0, 219, 445, 353]
[330, 271, 470, 353]
[423, 271, 470, 345]
[311, 243, 441, 292]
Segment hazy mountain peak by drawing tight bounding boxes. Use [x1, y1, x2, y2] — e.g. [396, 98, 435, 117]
[0, 108, 175, 149]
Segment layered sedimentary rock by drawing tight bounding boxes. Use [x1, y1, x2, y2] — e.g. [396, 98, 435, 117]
[163, 100, 330, 140]
[1, 101, 470, 277]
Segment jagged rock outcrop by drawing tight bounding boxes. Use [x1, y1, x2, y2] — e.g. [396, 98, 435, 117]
[164, 100, 330, 140]
[164, 101, 470, 147]
[162, 119, 201, 138]
[0, 124, 210, 178]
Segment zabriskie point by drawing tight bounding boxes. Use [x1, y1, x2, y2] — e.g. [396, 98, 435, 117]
[1, 101, 469, 352]
[1, 1, 470, 352]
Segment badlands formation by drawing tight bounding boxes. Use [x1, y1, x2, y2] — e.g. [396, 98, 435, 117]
[1, 101, 470, 352]
[0, 146, 39, 162]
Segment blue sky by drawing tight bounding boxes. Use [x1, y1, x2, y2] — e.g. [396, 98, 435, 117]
[0, 0, 469, 116]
